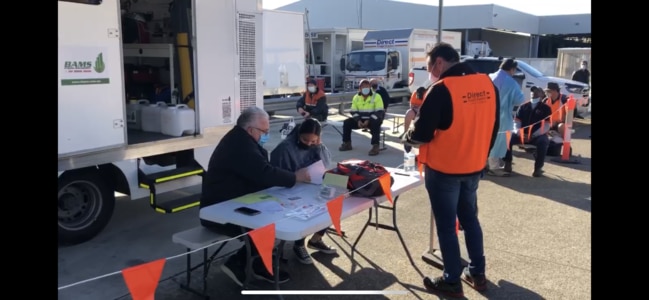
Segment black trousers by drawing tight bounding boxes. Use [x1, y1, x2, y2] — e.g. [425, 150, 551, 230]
[294, 229, 327, 248]
[201, 220, 258, 265]
[342, 117, 381, 145]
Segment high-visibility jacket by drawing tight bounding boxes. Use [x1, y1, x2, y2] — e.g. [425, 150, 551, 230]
[418, 74, 497, 174]
[410, 90, 424, 108]
[350, 92, 384, 120]
[543, 94, 567, 125]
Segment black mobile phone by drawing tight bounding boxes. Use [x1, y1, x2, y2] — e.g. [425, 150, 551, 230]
[234, 206, 261, 216]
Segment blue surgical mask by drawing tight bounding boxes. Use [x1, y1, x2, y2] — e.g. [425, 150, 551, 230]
[361, 88, 370, 95]
[258, 133, 269, 146]
[530, 97, 540, 104]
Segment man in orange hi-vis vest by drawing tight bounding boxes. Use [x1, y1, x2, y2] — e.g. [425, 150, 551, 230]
[402, 42, 500, 298]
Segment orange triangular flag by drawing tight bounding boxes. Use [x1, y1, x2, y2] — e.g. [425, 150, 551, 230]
[248, 223, 276, 276]
[326, 195, 344, 236]
[418, 162, 423, 178]
[505, 130, 511, 150]
[518, 128, 524, 144]
[378, 173, 393, 205]
[455, 218, 459, 235]
[122, 258, 166, 300]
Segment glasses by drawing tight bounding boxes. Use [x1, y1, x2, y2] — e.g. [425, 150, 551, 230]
[252, 127, 269, 134]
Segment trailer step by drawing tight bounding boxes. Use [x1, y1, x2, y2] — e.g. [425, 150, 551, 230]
[139, 166, 204, 188]
[137, 153, 205, 214]
[153, 194, 202, 214]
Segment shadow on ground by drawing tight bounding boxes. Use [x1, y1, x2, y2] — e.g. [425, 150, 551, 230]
[483, 163, 591, 212]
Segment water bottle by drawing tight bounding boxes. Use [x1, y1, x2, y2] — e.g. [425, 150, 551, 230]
[403, 149, 416, 172]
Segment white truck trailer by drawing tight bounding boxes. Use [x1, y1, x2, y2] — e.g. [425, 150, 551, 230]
[342, 28, 462, 92]
[262, 9, 306, 98]
[304, 28, 369, 92]
[58, 0, 263, 245]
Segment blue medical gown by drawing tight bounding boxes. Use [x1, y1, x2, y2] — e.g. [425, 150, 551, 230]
[489, 69, 525, 158]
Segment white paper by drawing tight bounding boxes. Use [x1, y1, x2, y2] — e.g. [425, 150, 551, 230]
[245, 200, 284, 214]
[306, 160, 326, 185]
[285, 204, 327, 220]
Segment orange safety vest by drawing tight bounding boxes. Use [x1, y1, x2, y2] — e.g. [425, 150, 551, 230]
[544, 94, 564, 125]
[305, 90, 325, 107]
[410, 90, 424, 108]
[418, 74, 497, 174]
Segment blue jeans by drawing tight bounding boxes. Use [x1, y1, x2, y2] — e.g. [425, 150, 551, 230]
[425, 167, 486, 283]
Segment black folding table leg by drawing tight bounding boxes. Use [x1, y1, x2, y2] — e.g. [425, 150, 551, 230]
[351, 206, 374, 254]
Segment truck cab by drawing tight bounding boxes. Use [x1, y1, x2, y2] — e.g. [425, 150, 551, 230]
[341, 49, 402, 91]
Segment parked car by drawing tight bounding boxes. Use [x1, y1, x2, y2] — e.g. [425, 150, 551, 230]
[407, 56, 590, 116]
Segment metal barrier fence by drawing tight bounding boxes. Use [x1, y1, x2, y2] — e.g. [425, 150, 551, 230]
[263, 88, 412, 114]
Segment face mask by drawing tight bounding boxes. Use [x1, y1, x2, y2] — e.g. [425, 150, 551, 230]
[307, 86, 316, 93]
[258, 133, 269, 146]
[361, 88, 370, 95]
[530, 97, 540, 104]
[428, 72, 438, 83]
[298, 139, 319, 148]
[371, 84, 378, 90]
[581, 65, 587, 70]
[296, 140, 309, 149]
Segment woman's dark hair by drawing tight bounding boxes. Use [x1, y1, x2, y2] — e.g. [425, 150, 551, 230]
[298, 118, 322, 136]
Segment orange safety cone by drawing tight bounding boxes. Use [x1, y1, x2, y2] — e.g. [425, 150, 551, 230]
[552, 95, 580, 164]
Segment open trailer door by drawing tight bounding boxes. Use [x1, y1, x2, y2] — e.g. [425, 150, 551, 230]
[58, 0, 126, 156]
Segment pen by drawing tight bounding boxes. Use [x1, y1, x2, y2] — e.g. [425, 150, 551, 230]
[394, 172, 411, 176]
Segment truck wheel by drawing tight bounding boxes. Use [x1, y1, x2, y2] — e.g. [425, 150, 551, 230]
[58, 170, 115, 245]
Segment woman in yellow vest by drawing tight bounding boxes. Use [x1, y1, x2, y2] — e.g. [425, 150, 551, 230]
[402, 42, 500, 298]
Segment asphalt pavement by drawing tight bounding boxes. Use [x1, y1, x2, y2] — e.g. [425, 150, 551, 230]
[58, 102, 591, 300]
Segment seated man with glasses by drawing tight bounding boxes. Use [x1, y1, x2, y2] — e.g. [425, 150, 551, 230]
[200, 106, 312, 287]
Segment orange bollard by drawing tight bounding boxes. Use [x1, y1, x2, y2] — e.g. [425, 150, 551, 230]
[552, 95, 580, 164]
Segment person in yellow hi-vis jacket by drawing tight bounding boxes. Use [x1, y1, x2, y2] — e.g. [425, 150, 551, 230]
[338, 79, 385, 156]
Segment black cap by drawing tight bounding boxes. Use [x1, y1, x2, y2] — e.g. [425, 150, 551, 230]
[545, 82, 560, 91]
[530, 86, 542, 93]
[306, 78, 316, 85]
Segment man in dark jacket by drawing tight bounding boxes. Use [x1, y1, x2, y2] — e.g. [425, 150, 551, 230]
[370, 78, 391, 110]
[200, 106, 311, 287]
[503, 86, 552, 177]
[571, 60, 590, 86]
[296, 78, 328, 121]
[402, 42, 500, 298]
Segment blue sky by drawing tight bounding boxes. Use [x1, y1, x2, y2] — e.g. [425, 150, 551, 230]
[263, 0, 591, 16]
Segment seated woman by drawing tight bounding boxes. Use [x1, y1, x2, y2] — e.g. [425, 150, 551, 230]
[269, 118, 337, 264]
[296, 79, 329, 122]
[403, 86, 426, 136]
[401, 86, 427, 152]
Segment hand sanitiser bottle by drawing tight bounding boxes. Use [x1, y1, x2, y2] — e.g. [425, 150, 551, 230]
[403, 148, 416, 172]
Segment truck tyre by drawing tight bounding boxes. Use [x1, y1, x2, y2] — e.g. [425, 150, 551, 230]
[58, 170, 115, 245]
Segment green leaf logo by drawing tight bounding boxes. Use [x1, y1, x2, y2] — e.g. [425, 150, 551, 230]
[94, 53, 105, 73]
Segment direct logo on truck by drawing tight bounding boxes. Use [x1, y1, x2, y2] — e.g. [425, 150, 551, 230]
[364, 39, 408, 48]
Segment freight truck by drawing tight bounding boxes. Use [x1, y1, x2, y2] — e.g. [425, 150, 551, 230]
[58, 0, 263, 245]
[341, 28, 462, 92]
